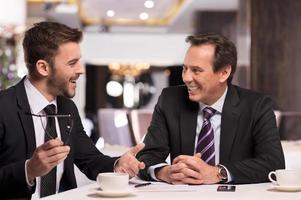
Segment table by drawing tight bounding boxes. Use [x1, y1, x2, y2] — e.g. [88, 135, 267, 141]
[74, 141, 301, 188]
[43, 141, 301, 199]
[42, 181, 301, 200]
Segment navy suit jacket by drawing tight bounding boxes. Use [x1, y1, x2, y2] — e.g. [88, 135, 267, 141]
[0, 78, 118, 199]
[137, 84, 285, 183]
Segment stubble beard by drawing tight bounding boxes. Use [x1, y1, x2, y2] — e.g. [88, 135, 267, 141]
[47, 69, 75, 99]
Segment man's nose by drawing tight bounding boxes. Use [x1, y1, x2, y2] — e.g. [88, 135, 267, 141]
[182, 70, 192, 83]
[76, 63, 85, 75]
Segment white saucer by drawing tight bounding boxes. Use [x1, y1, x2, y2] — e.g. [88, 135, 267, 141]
[95, 189, 135, 197]
[273, 185, 301, 192]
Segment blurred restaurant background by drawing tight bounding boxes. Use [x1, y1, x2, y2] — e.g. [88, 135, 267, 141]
[1, 0, 301, 182]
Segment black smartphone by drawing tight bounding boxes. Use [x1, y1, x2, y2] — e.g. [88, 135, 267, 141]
[217, 185, 236, 192]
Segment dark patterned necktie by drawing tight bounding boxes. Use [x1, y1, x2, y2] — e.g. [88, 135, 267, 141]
[195, 107, 216, 166]
[40, 104, 57, 197]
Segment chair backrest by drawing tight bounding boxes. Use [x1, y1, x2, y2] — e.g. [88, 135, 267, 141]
[97, 108, 135, 147]
[274, 110, 282, 128]
[128, 109, 153, 143]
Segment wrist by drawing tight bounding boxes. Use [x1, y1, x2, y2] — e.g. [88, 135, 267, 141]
[113, 158, 120, 172]
[216, 164, 228, 183]
[155, 166, 171, 183]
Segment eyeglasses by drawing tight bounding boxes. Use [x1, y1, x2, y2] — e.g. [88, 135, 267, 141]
[27, 112, 73, 145]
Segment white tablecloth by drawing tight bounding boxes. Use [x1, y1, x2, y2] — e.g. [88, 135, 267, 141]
[74, 141, 301, 187]
[42, 181, 301, 200]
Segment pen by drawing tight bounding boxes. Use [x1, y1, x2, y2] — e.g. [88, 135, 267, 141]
[134, 182, 151, 188]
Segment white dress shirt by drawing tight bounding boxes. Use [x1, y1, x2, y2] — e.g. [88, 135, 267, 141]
[24, 78, 64, 199]
[148, 87, 232, 182]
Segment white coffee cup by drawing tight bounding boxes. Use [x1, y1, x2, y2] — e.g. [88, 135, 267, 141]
[97, 172, 129, 191]
[268, 169, 301, 186]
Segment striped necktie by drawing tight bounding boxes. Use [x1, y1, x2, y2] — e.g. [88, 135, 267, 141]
[195, 107, 216, 166]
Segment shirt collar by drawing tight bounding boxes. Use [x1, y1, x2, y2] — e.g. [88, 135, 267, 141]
[24, 77, 57, 114]
[198, 86, 228, 114]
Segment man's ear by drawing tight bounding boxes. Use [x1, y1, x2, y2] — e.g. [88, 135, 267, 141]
[36, 60, 50, 77]
[219, 65, 231, 83]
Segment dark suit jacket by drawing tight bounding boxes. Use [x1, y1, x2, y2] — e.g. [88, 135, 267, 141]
[137, 84, 285, 184]
[0, 78, 118, 199]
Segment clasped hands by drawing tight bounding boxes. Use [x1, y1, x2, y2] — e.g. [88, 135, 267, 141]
[26, 139, 145, 183]
[156, 153, 220, 185]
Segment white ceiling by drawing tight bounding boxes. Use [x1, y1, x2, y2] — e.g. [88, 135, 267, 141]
[169, 0, 238, 33]
[81, 0, 178, 20]
[29, 0, 238, 33]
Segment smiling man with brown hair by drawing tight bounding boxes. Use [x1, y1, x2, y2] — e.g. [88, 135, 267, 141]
[137, 33, 285, 185]
[0, 21, 145, 199]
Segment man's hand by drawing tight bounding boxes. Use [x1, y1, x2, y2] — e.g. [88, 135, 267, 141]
[156, 161, 204, 184]
[26, 139, 70, 182]
[172, 153, 220, 184]
[156, 153, 220, 185]
[114, 143, 145, 178]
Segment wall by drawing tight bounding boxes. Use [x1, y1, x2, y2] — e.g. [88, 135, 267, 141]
[81, 32, 189, 66]
[251, 0, 301, 139]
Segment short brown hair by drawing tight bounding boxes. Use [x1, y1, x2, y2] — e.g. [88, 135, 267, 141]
[186, 33, 237, 83]
[22, 21, 82, 77]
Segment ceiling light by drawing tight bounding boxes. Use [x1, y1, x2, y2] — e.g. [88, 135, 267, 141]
[144, 0, 154, 9]
[55, 4, 78, 14]
[106, 10, 115, 17]
[139, 12, 149, 20]
[106, 81, 123, 97]
[123, 82, 135, 108]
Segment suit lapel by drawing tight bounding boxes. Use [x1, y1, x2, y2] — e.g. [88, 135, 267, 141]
[220, 85, 240, 163]
[180, 89, 199, 156]
[16, 77, 36, 158]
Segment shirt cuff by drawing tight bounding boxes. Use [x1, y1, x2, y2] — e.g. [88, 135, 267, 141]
[147, 163, 169, 181]
[219, 164, 233, 183]
[113, 158, 120, 172]
[25, 160, 35, 187]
